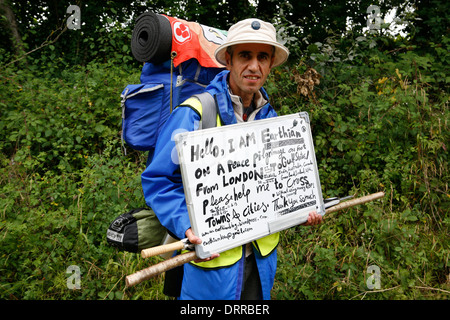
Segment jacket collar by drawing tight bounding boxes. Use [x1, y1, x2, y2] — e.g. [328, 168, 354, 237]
[206, 70, 273, 125]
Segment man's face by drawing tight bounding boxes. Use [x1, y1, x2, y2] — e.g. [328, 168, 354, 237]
[225, 43, 275, 101]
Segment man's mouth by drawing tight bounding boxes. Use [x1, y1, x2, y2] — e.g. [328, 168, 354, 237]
[244, 75, 260, 81]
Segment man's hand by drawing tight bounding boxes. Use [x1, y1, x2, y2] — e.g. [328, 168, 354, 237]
[185, 228, 220, 263]
[302, 210, 323, 226]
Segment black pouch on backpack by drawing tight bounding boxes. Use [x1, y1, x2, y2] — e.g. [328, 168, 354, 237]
[106, 208, 167, 253]
[107, 207, 183, 297]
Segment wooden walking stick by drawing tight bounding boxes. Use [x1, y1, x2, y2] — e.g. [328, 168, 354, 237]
[324, 191, 385, 214]
[126, 251, 197, 288]
[141, 237, 193, 259]
[125, 191, 385, 287]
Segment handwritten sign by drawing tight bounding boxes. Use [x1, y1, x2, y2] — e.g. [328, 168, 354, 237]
[175, 112, 324, 259]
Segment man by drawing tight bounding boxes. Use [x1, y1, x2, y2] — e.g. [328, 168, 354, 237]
[141, 18, 322, 300]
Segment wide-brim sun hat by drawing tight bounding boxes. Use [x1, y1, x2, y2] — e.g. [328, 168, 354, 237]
[215, 18, 289, 68]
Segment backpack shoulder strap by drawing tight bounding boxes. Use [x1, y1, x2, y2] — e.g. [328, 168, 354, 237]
[192, 92, 217, 130]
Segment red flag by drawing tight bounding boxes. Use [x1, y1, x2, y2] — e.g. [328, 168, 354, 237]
[164, 15, 227, 68]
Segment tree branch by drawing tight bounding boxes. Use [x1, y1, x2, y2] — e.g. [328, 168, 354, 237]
[2, 23, 68, 69]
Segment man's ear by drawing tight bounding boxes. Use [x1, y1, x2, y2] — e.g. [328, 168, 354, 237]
[225, 51, 232, 70]
[269, 55, 275, 69]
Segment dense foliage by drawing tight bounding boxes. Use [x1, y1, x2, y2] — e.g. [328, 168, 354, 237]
[0, 0, 448, 300]
[270, 32, 449, 299]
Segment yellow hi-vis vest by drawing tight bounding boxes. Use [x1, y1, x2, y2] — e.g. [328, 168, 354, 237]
[180, 97, 280, 269]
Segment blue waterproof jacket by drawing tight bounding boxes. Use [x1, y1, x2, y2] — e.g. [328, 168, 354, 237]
[141, 70, 278, 300]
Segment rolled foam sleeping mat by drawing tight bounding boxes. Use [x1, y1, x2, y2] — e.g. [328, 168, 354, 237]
[131, 12, 172, 64]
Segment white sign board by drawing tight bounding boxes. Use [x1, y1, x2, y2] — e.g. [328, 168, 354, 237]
[175, 112, 324, 259]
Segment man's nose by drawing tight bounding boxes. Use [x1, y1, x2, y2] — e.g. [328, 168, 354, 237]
[247, 57, 259, 71]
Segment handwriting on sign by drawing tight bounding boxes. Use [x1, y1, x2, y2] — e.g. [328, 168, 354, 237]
[175, 113, 324, 258]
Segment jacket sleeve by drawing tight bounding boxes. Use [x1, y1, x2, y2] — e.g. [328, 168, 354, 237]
[141, 106, 201, 239]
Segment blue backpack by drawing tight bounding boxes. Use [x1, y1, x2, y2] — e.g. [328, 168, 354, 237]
[120, 58, 224, 162]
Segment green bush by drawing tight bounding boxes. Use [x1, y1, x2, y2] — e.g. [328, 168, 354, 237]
[269, 33, 449, 299]
[0, 60, 169, 300]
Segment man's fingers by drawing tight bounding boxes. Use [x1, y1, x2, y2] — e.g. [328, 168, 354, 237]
[303, 211, 323, 226]
[186, 228, 202, 244]
[194, 253, 220, 263]
[186, 228, 220, 263]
